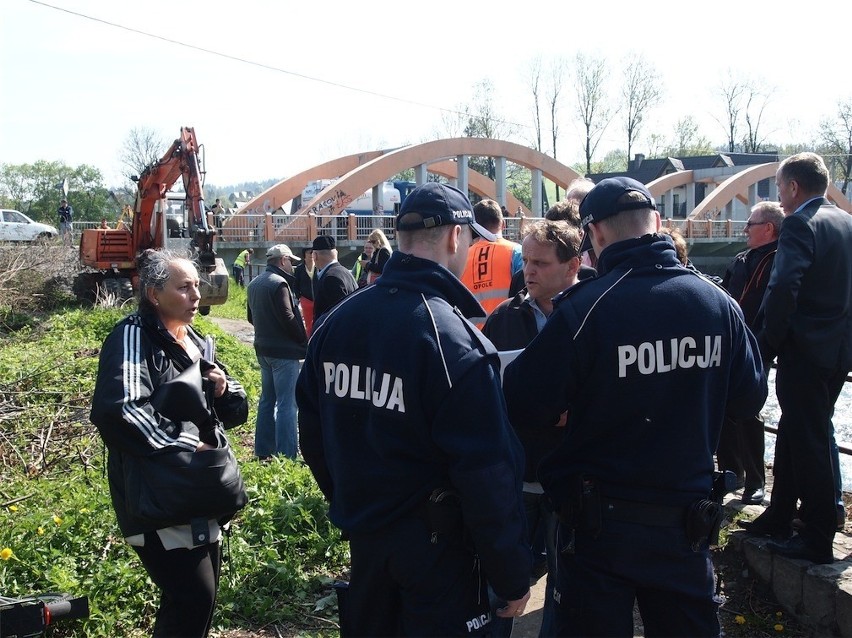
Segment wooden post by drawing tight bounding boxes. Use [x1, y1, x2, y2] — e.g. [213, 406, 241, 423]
[307, 214, 317, 243]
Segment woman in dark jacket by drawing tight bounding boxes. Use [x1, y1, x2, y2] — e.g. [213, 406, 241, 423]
[364, 228, 392, 284]
[90, 249, 248, 637]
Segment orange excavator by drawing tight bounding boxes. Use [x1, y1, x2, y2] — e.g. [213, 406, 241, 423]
[77, 127, 228, 313]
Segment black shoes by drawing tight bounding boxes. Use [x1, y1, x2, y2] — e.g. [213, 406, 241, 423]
[737, 515, 791, 539]
[764, 536, 834, 564]
[741, 487, 765, 505]
[792, 506, 847, 533]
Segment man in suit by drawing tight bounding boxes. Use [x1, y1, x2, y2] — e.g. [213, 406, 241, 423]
[751, 152, 852, 564]
[311, 235, 357, 320]
[717, 201, 784, 505]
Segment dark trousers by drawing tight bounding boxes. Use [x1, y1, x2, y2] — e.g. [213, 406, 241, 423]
[132, 533, 221, 638]
[553, 521, 720, 637]
[346, 517, 491, 636]
[716, 413, 766, 490]
[768, 349, 845, 552]
[523, 491, 558, 637]
[232, 265, 245, 287]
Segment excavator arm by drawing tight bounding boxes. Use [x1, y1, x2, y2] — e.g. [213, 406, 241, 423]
[132, 127, 210, 253]
[78, 126, 227, 310]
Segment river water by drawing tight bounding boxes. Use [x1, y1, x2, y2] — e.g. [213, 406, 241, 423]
[761, 369, 852, 491]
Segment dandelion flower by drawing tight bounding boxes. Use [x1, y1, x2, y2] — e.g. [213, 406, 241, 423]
[774, 623, 784, 632]
[79, 507, 90, 514]
[37, 527, 45, 535]
[8, 505, 18, 512]
[0, 548, 12, 560]
[735, 615, 746, 625]
[53, 515, 63, 526]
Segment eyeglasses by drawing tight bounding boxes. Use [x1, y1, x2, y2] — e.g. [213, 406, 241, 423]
[744, 220, 768, 228]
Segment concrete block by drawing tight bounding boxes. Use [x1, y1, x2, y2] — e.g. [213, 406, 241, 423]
[772, 555, 807, 613]
[801, 563, 848, 633]
[836, 576, 852, 638]
[742, 537, 773, 583]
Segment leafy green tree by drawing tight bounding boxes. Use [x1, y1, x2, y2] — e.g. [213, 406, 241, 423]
[0, 161, 110, 223]
[642, 117, 716, 161]
[578, 149, 628, 176]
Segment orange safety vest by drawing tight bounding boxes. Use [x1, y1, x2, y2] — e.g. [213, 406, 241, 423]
[460, 237, 517, 327]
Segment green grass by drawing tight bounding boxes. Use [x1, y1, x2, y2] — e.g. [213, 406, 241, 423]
[208, 281, 248, 320]
[0, 301, 347, 637]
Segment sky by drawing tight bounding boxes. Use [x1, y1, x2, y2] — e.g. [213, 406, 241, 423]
[1, 0, 849, 190]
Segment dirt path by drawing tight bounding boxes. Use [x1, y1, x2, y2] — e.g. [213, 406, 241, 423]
[208, 316, 254, 344]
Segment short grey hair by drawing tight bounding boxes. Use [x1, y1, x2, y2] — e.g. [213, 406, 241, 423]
[751, 201, 784, 237]
[137, 249, 196, 312]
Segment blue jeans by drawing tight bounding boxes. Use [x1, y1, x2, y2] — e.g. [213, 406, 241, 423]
[254, 355, 300, 459]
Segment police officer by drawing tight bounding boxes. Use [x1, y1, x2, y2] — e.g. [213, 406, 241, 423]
[296, 182, 531, 636]
[502, 177, 767, 636]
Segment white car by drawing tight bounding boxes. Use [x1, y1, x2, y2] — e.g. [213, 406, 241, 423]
[0, 209, 59, 242]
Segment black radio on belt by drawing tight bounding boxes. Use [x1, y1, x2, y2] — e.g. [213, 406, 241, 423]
[426, 487, 464, 544]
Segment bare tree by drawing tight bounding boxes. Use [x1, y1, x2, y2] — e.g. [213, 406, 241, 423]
[742, 81, 774, 153]
[463, 79, 516, 180]
[621, 54, 663, 167]
[819, 98, 852, 194]
[437, 108, 468, 139]
[714, 70, 747, 153]
[118, 127, 167, 186]
[547, 57, 567, 199]
[573, 53, 615, 175]
[526, 55, 544, 153]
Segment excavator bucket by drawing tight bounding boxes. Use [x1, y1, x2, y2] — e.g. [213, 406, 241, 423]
[199, 257, 229, 312]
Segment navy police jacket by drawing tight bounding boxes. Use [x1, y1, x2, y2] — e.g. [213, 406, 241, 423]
[296, 250, 531, 600]
[502, 234, 767, 508]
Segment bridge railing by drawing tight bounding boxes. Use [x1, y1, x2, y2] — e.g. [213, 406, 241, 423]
[73, 215, 752, 247]
[662, 219, 748, 239]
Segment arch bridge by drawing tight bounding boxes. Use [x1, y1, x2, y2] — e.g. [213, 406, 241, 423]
[216, 140, 852, 254]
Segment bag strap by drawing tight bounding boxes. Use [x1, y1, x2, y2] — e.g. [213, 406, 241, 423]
[138, 314, 195, 372]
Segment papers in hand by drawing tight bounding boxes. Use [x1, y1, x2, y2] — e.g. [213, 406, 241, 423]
[497, 349, 524, 382]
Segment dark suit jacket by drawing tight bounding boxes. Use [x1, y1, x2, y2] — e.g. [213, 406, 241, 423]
[312, 261, 357, 319]
[760, 197, 852, 371]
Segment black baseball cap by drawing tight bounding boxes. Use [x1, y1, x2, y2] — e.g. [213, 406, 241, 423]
[312, 235, 335, 251]
[578, 177, 656, 253]
[396, 182, 496, 242]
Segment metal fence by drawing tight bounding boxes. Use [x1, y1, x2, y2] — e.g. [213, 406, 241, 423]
[73, 216, 752, 246]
